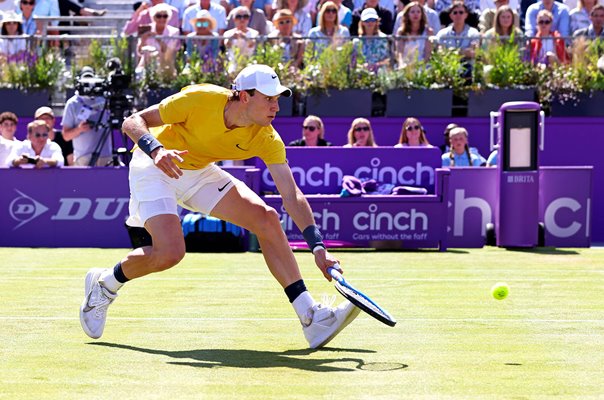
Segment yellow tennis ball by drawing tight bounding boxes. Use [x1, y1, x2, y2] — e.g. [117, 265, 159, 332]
[491, 283, 509, 300]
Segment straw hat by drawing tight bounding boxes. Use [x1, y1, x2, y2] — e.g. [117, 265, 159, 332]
[272, 9, 297, 27]
[190, 9, 217, 30]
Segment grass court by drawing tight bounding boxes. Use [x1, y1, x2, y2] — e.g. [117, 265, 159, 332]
[1, 247, 603, 399]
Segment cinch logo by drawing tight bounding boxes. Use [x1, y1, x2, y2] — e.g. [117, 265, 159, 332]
[9, 190, 50, 230]
[279, 206, 340, 232]
[353, 204, 428, 231]
[262, 158, 435, 188]
[544, 197, 590, 238]
[8, 190, 129, 230]
[452, 189, 492, 237]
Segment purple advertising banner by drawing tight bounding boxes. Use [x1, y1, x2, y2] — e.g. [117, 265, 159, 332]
[539, 167, 592, 247]
[256, 147, 442, 195]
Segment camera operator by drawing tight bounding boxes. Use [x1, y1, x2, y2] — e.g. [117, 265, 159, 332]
[62, 67, 113, 167]
[9, 120, 64, 169]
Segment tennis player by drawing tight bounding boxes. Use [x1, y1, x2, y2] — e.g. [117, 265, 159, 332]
[79, 64, 360, 348]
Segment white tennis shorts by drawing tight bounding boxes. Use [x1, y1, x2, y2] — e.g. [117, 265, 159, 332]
[126, 149, 240, 227]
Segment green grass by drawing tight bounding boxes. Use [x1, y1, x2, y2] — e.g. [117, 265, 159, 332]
[1, 247, 603, 399]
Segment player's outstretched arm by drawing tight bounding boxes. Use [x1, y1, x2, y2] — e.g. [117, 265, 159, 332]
[267, 163, 340, 281]
[122, 105, 188, 179]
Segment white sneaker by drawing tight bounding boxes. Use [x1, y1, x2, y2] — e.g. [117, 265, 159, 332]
[303, 301, 360, 349]
[79, 268, 117, 339]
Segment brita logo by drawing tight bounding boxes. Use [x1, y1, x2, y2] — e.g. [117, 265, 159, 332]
[262, 157, 435, 188]
[9, 190, 49, 230]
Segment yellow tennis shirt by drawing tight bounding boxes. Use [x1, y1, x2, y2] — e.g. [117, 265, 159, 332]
[152, 84, 286, 170]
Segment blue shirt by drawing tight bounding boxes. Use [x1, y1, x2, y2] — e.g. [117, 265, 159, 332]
[525, 1, 570, 37]
[442, 151, 482, 167]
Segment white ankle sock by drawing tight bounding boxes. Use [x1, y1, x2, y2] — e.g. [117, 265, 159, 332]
[99, 269, 124, 293]
[292, 291, 316, 325]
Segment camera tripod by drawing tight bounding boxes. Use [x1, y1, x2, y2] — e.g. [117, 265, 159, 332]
[89, 94, 133, 167]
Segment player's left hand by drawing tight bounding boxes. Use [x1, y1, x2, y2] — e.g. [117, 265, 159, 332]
[313, 248, 341, 282]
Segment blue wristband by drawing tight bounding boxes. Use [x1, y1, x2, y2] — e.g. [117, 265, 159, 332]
[302, 225, 325, 252]
[138, 133, 163, 158]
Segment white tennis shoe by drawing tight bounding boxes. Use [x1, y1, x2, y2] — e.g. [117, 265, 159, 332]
[303, 300, 360, 349]
[79, 268, 117, 339]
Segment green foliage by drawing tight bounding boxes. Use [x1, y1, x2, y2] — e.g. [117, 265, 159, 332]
[424, 47, 467, 96]
[1, 48, 64, 90]
[475, 36, 537, 89]
[87, 37, 132, 76]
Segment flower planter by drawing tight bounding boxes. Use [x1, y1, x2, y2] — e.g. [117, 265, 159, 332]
[550, 91, 604, 117]
[467, 88, 537, 117]
[305, 89, 373, 117]
[0, 89, 51, 116]
[385, 89, 453, 117]
[277, 93, 294, 117]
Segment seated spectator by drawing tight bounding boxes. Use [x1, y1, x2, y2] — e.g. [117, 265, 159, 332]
[224, 6, 260, 72]
[395, 117, 433, 147]
[350, 0, 394, 35]
[479, 0, 520, 33]
[186, 10, 221, 61]
[35, 106, 73, 166]
[225, 0, 272, 17]
[62, 68, 113, 167]
[344, 117, 378, 147]
[393, 1, 433, 65]
[123, 0, 180, 36]
[438, 122, 457, 154]
[441, 127, 482, 167]
[226, 0, 269, 34]
[307, 1, 350, 57]
[322, 0, 352, 27]
[436, 1, 480, 79]
[274, 0, 313, 35]
[0, 135, 17, 167]
[486, 148, 498, 166]
[289, 115, 332, 146]
[483, 5, 523, 42]
[267, 9, 305, 67]
[435, 0, 481, 28]
[182, 0, 228, 35]
[525, 0, 570, 38]
[0, 111, 20, 142]
[136, 3, 182, 79]
[528, 9, 570, 65]
[17, 0, 39, 35]
[570, 0, 599, 33]
[8, 120, 64, 168]
[573, 3, 604, 37]
[353, 8, 390, 69]
[0, 11, 27, 62]
[393, 0, 440, 40]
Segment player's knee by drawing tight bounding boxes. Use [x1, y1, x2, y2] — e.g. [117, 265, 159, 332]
[151, 246, 185, 272]
[252, 206, 281, 238]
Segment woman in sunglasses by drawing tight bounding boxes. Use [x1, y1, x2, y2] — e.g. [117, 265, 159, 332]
[528, 9, 569, 65]
[267, 9, 306, 68]
[226, 0, 268, 34]
[186, 10, 221, 61]
[224, 6, 260, 71]
[395, 117, 432, 147]
[9, 120, 63, 169]
[344, 118, 378, 147]
[307, 1, 350, 57]
[289, 115, 331, 146]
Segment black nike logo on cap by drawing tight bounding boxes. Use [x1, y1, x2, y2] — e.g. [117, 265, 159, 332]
[218, 182, 231, 192]
[236, 144, 249, 151]
[271, 75, 277, 79]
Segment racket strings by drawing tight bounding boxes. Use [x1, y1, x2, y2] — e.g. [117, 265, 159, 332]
[335, 282, 386, 318]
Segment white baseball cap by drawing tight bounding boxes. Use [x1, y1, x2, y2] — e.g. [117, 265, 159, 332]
[361, 8, 379, 21]
[233, 64, 292, 97]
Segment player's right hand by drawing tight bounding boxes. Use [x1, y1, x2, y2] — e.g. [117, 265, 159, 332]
[152, 148, 188, 179]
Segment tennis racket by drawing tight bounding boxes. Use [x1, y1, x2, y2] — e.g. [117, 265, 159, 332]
[327, 265, 396, 327]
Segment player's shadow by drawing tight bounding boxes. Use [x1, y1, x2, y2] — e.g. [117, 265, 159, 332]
[90, 342, 378, 372]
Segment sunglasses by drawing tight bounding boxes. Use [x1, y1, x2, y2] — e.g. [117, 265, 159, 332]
[34, 132, 49, 138]
[278, 19, 292, 25]
[325, 8, 337, 13]
[303, 125, 318, 131]
[405, 124, 421, 131]
[195, 20, 210, 28]
[21, 0, 35, 4]
[354, 126, 370, 132]
[538, 19, 552, 25]
[451, 10, 466, 15]
[235, 14, 250, 19]
[363, 18, 378, 23]
[154, 13, 169, 19]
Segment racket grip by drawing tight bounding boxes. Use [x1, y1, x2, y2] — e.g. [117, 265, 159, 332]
[327, 265, 344, 283]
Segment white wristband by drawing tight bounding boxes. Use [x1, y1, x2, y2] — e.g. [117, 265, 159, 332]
[312, 245, 325, 254]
